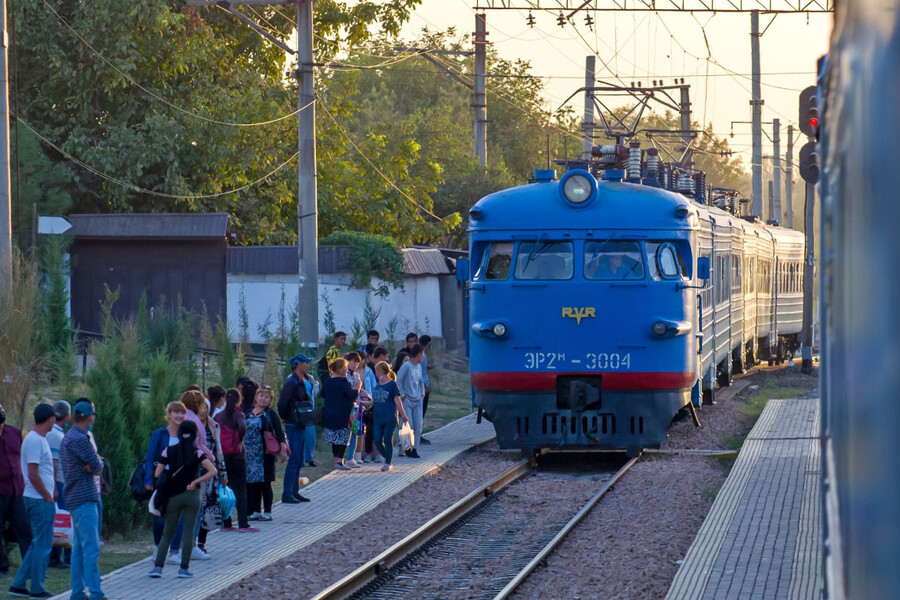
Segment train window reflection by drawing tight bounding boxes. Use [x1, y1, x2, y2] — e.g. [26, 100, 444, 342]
[514, 242, 573, 280]
[647, 242, 687, 280]
[483, 242, 514, 280]
[584, 241, 645, 280]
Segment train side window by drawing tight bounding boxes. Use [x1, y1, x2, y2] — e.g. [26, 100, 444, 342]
[584, 240, 645, 280]
[483, 242, 514, 280]
[646, 242, 683, 280]
[514, 241, 573, 280]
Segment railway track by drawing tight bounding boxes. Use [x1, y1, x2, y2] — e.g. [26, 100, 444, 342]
[312, 453, 640, 600]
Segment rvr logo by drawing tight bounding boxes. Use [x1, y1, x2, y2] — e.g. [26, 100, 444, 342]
[561, 307, 596, 325]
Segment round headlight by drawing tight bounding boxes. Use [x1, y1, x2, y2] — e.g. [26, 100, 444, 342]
[492, 323, 507, 337]
[563, 174, 592, 204]
[652, 321, 668, 336]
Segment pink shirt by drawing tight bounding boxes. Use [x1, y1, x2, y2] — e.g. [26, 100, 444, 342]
[185, 410, 214, 460]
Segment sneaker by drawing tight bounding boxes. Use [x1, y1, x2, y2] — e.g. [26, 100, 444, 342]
[381, 463, 392, 472]
[166, 552, 181, 565]
[148, 567, 163, 578]
[362, 456, 372, 463]
[8, 586, 29, 597]
[407, 449, 421, 458]
[334, 463, 351, 471]
[307, 461, 317, 467]
[248, 513, 262, 521]
[192, 547, 211, 560]
[420, 436, 432, 445]
[281, 496, 301, 504]
[221, 526, 237, 532]
[294, 493, 311, 502]
[177, 569, 193, 579]
[372, 456, 383, 463]
[28, 592, 52, 599]
[259, 513, 273, 521]
[346, 459, 361, 469]
[238, 526, 260, 533]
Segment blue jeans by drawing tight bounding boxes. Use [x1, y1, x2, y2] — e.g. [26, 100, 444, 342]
[373, 418, 397, 465]
[70, 502, 103, 600]
[12, 496, 55, 594]
[283, 424, 306, 500]
[303, 424, 316, 463]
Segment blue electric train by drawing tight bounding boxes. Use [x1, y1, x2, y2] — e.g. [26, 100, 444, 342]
[467, 152, 804, 455]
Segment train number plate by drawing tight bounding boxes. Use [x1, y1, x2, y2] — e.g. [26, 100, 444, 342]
[523, 352, 631, 371]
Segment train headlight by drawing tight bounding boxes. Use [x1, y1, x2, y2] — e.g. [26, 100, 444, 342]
[563, 174, 592, 204]
[652, 321, 668, 336]
[492, 323, 508, 337]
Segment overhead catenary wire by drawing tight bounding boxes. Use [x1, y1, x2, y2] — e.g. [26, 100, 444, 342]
[39, 0, 310, 128]
[17, 118, 299, 200]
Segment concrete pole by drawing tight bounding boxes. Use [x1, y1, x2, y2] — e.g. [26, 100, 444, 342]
[750, 11, 763, 217]
[801, 181, 815, 373]
[785, 125, 794, 228]
[680, 85, 692, 167]
[768, 180, 774, 223]
[473, 13, 487, 167]
[0, 0, 11, 280]
[582, 56, 595, 160]
[773, 118, 781, 224]
[297, 0, 318, 346]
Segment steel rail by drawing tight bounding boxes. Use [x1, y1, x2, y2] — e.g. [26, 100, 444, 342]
[310, 458, 535, 600]
[491, 455, 642, 600]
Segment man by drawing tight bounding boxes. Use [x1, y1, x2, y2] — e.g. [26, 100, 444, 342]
[47, 401, 71, 569]
[366, 330, 380, 345]
[293, 357, 320, 468]
[60, 400, 105, 600]
[278, 354, 314, 504]
[0, 401, 32, 580]
[396, 344, 426, 459]
[418, 335, 433, 445]
[326, 331, 346, 363]
[405, 332, 418, 351]
[9, 403, 56, 599]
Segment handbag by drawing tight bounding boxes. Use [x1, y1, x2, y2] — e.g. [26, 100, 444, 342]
[262, 412, 281, 456]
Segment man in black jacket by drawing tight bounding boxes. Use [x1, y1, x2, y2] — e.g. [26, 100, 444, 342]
[278, 355, 314, 504]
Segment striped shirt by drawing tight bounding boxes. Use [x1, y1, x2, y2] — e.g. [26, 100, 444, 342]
[60, 425, 103, 511]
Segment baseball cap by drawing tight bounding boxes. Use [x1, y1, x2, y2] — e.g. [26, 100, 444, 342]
[290, 353, 312, 367]
[73, 400, 97, 417]
[33, 403, 55, 424]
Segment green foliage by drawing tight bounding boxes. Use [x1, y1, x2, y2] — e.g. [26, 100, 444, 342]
[214, 317, 240, 388]
[320, 231, 404, 295]
[321, 290, 336, 348]
[143, 297, 196, 364]
[143, 350, 189, 433]
[40, 236, 72, 378]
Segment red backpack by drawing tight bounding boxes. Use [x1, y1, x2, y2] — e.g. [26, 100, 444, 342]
[220, 422, 242, 456]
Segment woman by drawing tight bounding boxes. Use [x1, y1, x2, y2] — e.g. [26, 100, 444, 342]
[372, 362, 410, 472]
[180, 390, 214, 461]
[344, 352, 367, 468]
[148, 421, 217, 579]
[214, 389, 255, 532]
[240, 379, 259, 414]
[144, 402, 188, 563]
[322, 359, 370, 470]
[195, 401, 228, 557]
[244, 386, 287, 521]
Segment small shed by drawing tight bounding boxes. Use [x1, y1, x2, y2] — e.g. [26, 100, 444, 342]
[69, 213, 228, 334]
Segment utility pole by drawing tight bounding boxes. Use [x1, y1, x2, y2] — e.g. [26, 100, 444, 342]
[768, 180, 774, 223]
[189, 0, 318, 347]
[0, 0, 11, 281]
[750, 10, 763, 217]
[785, 125, 794, 228]
[473, 13, 487, 167]
[773, 118, 781, 224]
[680, 84, 692, 167]
[801, 180, 815, 373]
[582, 56, 595, 160]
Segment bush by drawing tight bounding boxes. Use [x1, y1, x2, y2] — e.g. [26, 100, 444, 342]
[320, 231, 404, 296]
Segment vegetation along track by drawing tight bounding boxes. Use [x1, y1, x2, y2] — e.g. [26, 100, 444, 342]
[312, 454, 639, 600]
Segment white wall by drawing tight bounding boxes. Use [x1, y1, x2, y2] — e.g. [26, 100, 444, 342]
[226, 273, 444, 346]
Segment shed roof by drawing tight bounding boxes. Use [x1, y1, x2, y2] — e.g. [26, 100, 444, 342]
[226, 245, 451, 276]
[402, 248, 451, 276]
[68, 213, 228, 240]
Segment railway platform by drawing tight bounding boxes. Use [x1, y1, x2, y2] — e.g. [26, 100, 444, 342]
[48, 412, 495, 600]
[666, 397, 822, 600]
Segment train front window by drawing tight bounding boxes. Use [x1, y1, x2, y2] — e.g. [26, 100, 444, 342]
[584, 240, 645, 280]
[514, 241, 573, 280]
[647, 241, 687, 280]
[482, 242, 514, 280]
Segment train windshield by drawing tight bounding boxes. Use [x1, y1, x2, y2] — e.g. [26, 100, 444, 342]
[514, 241, 573, 280]
[480, 242, 514, 280]
[647, 241, 688, 280]
[584, 241, 645, 280]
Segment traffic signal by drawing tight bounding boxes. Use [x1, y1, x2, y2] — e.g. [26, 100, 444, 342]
[798, 86, 819, 139]
[799, 141, 819, 183]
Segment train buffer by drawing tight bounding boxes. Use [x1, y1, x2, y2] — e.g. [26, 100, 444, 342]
[666, 397, 822, 600]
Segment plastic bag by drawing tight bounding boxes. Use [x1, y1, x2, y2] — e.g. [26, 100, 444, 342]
[218, 484, 236, 520]
[398, 422, 414, 450]
[52, 505, 73, 548]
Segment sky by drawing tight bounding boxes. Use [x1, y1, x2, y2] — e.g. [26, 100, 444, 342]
[398, 0, 833, 169]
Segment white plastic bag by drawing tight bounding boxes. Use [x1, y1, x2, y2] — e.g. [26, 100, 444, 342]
[148, 489, 161, 517]
[52, 505, 73, 548]
[398, 422, 414, 450]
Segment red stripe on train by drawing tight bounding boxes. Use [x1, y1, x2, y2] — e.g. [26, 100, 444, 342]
[471, 371, 696, 391]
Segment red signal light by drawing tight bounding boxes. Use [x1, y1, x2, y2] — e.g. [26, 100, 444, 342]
[809, 117, 819, 128]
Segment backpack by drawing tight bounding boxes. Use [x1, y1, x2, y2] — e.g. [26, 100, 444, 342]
[129, 463, 152, 502]
[220, 422, 242, 456]
[316, 355, 329, 381]
[100, 457, 113, 496]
